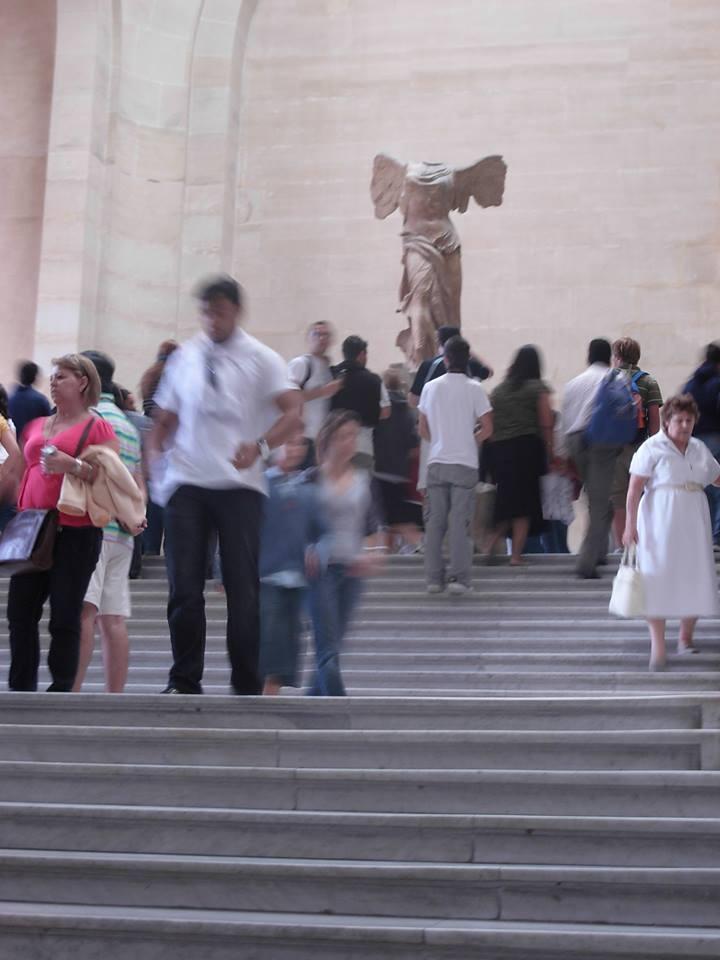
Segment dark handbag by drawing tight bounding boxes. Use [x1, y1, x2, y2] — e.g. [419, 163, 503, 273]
[0, 416, 96, 577]
[0, 509, 59, 575]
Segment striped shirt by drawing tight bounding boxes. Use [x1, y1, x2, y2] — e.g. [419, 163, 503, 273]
[95, 393, 141, 547]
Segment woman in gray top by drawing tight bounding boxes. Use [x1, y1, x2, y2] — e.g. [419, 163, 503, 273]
[308, 410, 383, 695]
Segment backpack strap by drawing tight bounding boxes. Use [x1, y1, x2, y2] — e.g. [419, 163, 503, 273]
[423, 356, 445, 388]
[300, 355, 314, 390]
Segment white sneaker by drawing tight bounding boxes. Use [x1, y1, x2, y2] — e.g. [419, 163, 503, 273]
[426, 583, 444, 594]
[447, 580, 472, 596]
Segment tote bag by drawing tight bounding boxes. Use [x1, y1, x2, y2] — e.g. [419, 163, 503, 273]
[608, 545, 645, 618]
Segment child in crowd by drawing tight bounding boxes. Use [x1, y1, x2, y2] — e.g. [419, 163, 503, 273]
[258, 434, 330, 695]
[308, 411, 384, 696]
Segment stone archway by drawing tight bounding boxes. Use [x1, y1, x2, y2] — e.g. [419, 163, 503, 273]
[32, 0, 262, 388]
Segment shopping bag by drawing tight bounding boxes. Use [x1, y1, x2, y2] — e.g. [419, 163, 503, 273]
[608, 545, 645, 618]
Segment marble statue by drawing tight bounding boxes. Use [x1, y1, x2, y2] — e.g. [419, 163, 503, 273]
[371, 154, 507, 367]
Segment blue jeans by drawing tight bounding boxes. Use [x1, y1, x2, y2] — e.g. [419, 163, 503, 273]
[143, 499, 165, 555]
[308, 564, 363, 696]
[259, 584, 305, 687]
[699, 433, 720, 543]
[542, 520, 569, 554]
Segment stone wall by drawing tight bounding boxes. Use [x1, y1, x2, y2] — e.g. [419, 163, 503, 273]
[1, 0, 719, 400]
[0, 0, 55, 388]
[239, 0, 720, 397]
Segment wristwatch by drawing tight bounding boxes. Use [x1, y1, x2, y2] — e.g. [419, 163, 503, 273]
[256, 437, 271, 463]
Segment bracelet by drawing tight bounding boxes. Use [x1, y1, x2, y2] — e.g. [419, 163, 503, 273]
[76, 458, 91, 480]
[256, 437, 271, 462]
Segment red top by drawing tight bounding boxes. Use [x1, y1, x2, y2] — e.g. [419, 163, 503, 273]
[18, 416, 117, 526]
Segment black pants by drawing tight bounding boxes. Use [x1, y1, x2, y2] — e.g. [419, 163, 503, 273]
[7, 525, 102, 692]
[164, 485, 263, 694]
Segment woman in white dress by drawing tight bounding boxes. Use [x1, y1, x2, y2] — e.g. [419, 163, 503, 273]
[624, 394, 720, 670]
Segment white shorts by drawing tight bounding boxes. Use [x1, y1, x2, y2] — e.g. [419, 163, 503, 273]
[84, 538, 132, 617]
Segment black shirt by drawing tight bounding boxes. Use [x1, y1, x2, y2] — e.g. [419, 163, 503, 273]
[410, 356, 491, 398]
[330, 362, 382, 428]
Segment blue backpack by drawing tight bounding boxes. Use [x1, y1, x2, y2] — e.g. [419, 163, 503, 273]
[585, 369, 646, 445]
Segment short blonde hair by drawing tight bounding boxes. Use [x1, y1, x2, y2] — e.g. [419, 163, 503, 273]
[52, 354, 101, 409]
[383, 368, 404, 393]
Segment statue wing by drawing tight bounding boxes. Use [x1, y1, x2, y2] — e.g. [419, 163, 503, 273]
[453, 155, 507, 213]
[371, 154, 407, 219]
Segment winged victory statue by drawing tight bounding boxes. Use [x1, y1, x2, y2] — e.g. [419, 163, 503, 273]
[370, 153, 507, 367]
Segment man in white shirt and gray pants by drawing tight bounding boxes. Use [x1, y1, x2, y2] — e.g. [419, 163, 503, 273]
[561, 338, 618, 579]
[418, 336, 493, 595]
[149, 275, 300, 694]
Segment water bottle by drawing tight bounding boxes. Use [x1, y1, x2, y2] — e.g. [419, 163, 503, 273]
[40, 444, 57, 475]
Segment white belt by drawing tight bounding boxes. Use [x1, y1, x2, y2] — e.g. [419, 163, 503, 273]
[652, 482, 704, 493]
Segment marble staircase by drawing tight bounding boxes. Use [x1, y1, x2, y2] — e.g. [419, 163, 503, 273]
[1, 556, 720, 958]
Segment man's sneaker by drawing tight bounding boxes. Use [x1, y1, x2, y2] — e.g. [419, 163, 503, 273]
[426, 583, 444, 594]
[447, 579, 472, 596]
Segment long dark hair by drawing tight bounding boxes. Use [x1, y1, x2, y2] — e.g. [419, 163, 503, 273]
[507, 345, 542, 388]
[0, 384, 8, 420]
[315, 409, 361, 463]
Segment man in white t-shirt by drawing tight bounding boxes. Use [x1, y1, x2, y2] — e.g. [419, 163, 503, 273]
[149, 275, 301, 695]
[561, 338, 619, 579]
[287, 321, 341, 466]
[418, 336, 493, 595]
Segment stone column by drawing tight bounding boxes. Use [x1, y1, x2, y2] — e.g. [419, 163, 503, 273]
[33, 0, 114, 372]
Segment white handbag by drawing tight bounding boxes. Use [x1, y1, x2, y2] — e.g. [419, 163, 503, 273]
[608, 545, 645, 618]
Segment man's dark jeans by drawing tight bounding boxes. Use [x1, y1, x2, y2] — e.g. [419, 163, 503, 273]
[164, 484, 263, 694]
[8, 524, 102, 691]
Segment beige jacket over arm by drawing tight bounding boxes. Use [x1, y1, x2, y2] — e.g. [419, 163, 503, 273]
[58, 444, 146, 529]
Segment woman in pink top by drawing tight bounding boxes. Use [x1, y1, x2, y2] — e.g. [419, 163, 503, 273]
[7, 354, 117, 692]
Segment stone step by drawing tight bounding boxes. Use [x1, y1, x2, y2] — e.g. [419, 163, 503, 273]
[60, 682, 720, 698]
[14, 632, 715, 651]
[1, 692, 707, 730]
[0, 576, 623, 593]
[9, 651, 720, 674]
[2, 848, 720, 928]
[37, 652, 720, 674]
[1, 762, 720, 816]
[60, 673, 720, 695]
[5, 802, 720, 867]
[13, 677, 720, 697]
[81, 617, 720, 634]
[0, 724, 715, 770]
[3, 903, 720, 960]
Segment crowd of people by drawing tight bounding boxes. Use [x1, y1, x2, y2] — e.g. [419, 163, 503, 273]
[1, 271, 720, 690]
